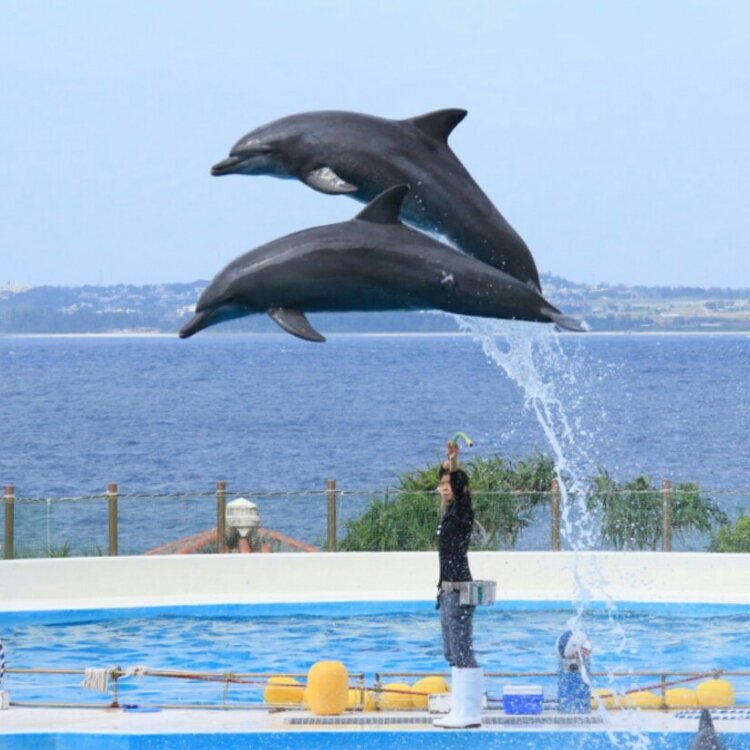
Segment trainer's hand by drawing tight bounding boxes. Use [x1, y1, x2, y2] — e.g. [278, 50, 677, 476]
[442, 441, 459, 471]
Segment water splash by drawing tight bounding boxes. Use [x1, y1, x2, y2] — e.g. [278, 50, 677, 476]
[452, 316, 643, 747]
[450, 319, 628, 607]
[451, 317, 599, 547]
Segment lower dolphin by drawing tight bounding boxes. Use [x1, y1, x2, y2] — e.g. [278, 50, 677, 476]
[210, 108, 543, 292]
[179, 186, 584, 342]
[689, 709, 724, 750]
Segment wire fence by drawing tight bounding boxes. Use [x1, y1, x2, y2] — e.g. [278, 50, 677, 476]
[2, 483, 750, 559]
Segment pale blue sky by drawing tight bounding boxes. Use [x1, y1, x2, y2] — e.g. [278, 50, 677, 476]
[2, 0, 748, 288]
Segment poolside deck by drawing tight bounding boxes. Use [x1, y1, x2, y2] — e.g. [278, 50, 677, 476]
[2, 705, 750, 749]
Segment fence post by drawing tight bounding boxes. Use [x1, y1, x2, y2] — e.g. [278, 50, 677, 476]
[550, 478, 561, 551]
[326, 479, 337, 552]
[4, 485, 14, 560]
[661, 479, 672, 552]
[107, 483, 118, 557]
[216, 481, 228, 554]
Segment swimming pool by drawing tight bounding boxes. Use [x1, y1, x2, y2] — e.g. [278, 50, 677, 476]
[2, 551, 750, 749]
[3, 600, 750, 707]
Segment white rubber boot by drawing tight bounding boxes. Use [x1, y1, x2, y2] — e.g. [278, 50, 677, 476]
[460, 668, 483, 728]
[432, 667, 462, 727]
[433, 668, 483, 729]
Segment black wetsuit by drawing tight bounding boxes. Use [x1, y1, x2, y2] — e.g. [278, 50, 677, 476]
[437, 476, 474, 587]
[437, 472, 478, 668]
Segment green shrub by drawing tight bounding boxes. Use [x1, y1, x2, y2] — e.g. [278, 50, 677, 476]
[710, 516, 750, 552]
[339, 453, 555, 551]
[466, 454, 554, 549]
[587, 474, 727, 550]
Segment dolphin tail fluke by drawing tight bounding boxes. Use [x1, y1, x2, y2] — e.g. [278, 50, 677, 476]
[690, 709, 724, 750]
[267, 307, 326, 342]
[542, 307, 588, 333]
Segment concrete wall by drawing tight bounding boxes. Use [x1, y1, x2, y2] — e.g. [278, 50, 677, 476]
[1, 551, 748, 613]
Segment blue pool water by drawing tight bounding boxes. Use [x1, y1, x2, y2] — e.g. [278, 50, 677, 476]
[3, 601, 749, 707]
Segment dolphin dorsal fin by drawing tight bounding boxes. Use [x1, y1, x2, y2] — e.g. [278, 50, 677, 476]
[355, 185, 408, 224]
[407, 108, 467, 143]
[267, 307, 326, 342]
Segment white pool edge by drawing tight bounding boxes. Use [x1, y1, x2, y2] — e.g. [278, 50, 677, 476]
[1, 551, 748, 612]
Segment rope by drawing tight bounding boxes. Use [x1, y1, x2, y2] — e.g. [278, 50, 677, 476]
[0, 640, 5, 684]
[12, 486, 750, 505]
[78, 665, 152, 692]
[81, 668, 115, 693]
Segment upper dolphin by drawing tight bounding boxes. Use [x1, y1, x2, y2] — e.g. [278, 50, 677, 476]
[179, 186, 583, 342]
[211, 109, 543, 292]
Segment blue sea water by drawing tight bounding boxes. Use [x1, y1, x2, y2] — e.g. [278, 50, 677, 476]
[1, 330, 749, 553]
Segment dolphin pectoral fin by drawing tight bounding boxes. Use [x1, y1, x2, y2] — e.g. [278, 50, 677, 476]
[542, 307, 588, 333]
[303, 167, 358, 195]
[355, 185, 409, 224]
[406, 108, 467, 143]
[267, 307, 326, 342]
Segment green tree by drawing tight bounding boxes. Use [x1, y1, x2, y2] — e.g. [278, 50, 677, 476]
[339, 454, 554, 552]
[587, 474, 727, 550]
[710, 516, 750, 552]
[466, 455, 554, 549]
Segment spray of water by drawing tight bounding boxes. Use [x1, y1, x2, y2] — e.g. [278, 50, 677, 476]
[451, 316, 599, 554]
[451, 316, 642, 745]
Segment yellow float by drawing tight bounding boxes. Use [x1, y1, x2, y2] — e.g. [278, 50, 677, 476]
[305, 661, 349, 716]
[592, 689, 662, 709]
[696, 679, 734, 708]
[621, 691, 662, 709]
[665, 688, 697, 708]
[379, 682, 414, 710]
[411, 675, 449, 709]
[591, 688, 621, 709]
[263, 675, 305, 705]
[347, 687, 377, 711]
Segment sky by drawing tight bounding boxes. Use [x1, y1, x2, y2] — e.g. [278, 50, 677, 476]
[2, 0, 749, 289]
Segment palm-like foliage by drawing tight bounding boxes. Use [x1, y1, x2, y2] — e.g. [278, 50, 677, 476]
[710, 516, 750, 552]
[339, 454, 555, 551]
[587, 473, 727, 550]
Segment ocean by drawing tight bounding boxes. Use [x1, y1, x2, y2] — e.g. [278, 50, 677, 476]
[1, 328, 749, 554]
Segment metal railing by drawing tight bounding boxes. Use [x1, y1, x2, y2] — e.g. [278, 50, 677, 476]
[2, 482, 749, 559]
[3, 664, 748, 711]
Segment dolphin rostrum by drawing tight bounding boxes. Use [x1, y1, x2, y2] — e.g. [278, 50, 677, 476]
[179, 186, 583, 342]
[211, 109, 543, 292]
[689, 709, 724, 750]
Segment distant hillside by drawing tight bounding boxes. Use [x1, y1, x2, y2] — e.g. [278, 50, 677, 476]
[1, 276, 749, 334]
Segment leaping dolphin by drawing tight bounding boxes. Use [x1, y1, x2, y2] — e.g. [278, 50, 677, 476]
[689, 710, 724, 750]
[179, 186, 583, 342]
[210, 109, 543, 292]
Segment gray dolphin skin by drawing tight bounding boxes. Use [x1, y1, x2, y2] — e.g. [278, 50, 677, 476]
[179, 186, 583, 342]
[689, 710, 724, 750]
[210, 109, 543, 292]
